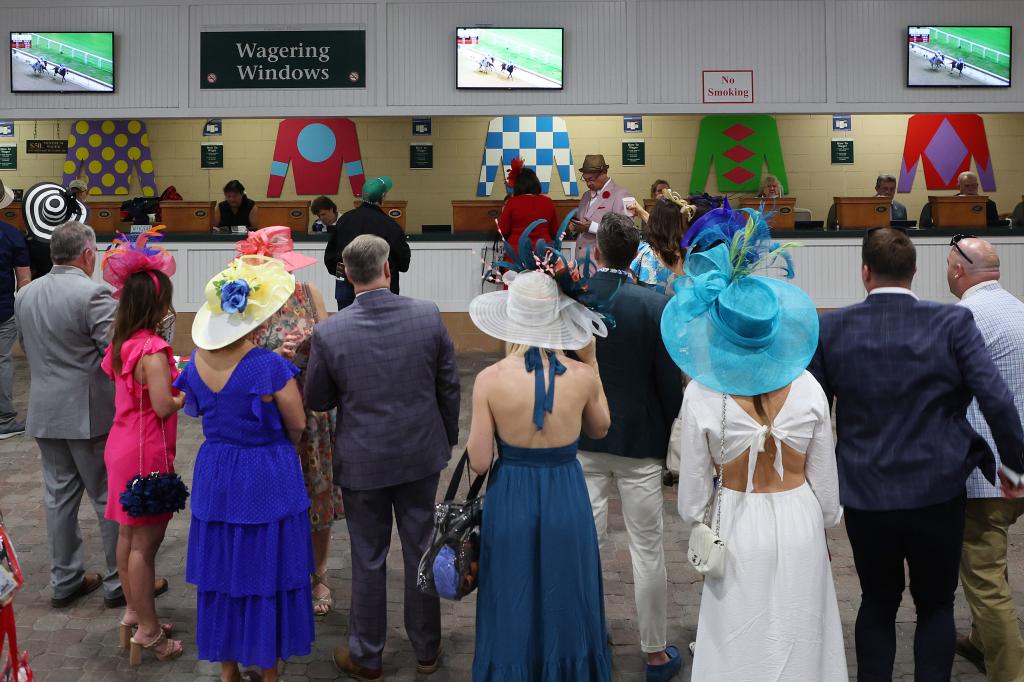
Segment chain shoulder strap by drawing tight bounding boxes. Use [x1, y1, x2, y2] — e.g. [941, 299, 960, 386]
[137, 336, 171, 476]
[701, 393, 727, 533]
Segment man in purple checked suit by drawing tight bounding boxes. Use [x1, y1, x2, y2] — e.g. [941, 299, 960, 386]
[567, 154, 634, 259]
[305, 234, 460, 680]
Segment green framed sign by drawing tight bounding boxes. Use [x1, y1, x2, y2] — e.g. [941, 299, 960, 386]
[201, 143, 224, 169]
[0, 145, 15, 171]
[200, 30, 366, 89]
[622, 140, 645, 167]
[410, 143, 433, 170]
[831, 138, 854, 165]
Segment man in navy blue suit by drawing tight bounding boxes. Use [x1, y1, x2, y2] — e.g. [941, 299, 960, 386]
[809, 227, 1024, 682]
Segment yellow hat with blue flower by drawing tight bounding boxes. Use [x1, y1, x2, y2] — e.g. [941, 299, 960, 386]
[191, 255, 295, 350]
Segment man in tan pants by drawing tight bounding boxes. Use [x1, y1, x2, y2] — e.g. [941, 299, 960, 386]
[948, 236, 1024, 680]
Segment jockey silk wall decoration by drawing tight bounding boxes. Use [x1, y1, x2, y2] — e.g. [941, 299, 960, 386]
[476, 116, 578, 197]
[267, 118, 366, 197]
[898, 114, 994, 192]
[62, 119, 158, 197]
[689, 115, 788, 195]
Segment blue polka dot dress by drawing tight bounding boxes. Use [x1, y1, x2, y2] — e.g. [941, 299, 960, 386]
[173, 347, 315, 669]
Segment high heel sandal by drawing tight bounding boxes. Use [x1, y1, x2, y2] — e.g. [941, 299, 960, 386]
[118, 621, 173, 649]
[312, 572, 333, 617]
[128, 630, 183, 665]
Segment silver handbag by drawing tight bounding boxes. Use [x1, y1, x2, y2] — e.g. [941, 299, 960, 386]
[687, 394, 727, 579]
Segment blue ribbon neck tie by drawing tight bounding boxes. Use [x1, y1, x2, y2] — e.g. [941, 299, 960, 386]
[525, 347, 566, 430]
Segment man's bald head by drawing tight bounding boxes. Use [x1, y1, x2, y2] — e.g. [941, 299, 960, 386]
[947, 236, 1000, 299]
[957, 171, 980, 195]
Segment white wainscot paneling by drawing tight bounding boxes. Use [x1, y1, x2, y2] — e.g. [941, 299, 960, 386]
[635, 0, 827, 105]
[94, 236, 1024, 314]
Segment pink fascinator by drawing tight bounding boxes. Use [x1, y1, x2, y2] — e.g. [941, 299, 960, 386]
[234, 226, 317, 273]
[101, 225, 176, 299]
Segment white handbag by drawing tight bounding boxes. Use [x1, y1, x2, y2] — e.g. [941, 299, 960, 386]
[686, 394, 727, 579]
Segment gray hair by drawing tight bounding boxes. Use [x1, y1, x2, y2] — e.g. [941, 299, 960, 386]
[875, 174, 897, 186]
[49, 221, 96, 263]
[342, 234, 390, 285]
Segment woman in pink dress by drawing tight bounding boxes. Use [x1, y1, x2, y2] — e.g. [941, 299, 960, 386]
[100, 229, 186, 664]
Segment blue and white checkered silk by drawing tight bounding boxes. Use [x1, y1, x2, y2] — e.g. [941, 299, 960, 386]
[959, 281, 1024, 498]
[476, 116, 578, 197]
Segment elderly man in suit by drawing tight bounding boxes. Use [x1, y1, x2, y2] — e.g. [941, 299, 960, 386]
[305, 234, 460, 680]
[808, 227, 1024, 681]
[568, 154, 633, 259]
[577, 212, 684, 681]
[14, 221, 122, 608]
[946, 236, 1024, 679]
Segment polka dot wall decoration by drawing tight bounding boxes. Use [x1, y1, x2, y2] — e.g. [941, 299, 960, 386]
[62, 119, 158, 197]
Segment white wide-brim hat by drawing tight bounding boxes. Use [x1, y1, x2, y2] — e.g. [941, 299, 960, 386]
[0, 181, 12, 211]
[192, 255, 295, 350]
[469, 271, 607, 351]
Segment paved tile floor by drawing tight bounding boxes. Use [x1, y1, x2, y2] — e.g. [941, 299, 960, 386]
[0, 353, 1017, 680]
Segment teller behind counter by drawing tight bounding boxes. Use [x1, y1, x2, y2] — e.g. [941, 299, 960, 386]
[213, 179, 259, 231]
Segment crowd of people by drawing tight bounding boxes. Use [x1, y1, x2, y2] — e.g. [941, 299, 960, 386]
[1, 160, 1023, 682]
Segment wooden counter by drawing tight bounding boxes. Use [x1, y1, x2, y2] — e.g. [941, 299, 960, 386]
[452, 198, 580, 235]
[255, 200, 310, 233]
[929, 196, 988, 228]
[738, 197, 797, 229]
[159, 201, 215, 234]
[833, 197, 891, 230]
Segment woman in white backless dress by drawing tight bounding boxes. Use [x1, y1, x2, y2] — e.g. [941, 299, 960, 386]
[677, 370, 847, 681]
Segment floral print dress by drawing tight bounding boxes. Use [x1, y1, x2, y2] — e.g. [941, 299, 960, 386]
[252, 283, 344, 531]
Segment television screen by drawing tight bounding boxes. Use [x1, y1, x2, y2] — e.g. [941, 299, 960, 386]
[907, 26, 1010, 87]
[10, 32, 115, 93]
[456, 28, 563, 90]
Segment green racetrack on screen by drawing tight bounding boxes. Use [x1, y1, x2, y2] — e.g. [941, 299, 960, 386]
[10, 32, 115, 93]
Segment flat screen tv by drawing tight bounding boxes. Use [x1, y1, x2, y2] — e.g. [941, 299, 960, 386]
[10, 32, 115, 93]
[456, 27, 563, 90]
[907, 26, 1010, 87]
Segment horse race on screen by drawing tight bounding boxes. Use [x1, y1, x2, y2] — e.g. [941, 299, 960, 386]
[907, 26, 1011, 87]
[456, 27, 563, 90]
[9, 32, 115, 93]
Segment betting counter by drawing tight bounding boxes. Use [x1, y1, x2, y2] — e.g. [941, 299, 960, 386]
[92, 229, 1024, 315]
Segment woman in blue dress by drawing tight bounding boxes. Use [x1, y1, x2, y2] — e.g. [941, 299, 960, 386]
[174, 255, 314, 682]
[466, 268, 613, 681]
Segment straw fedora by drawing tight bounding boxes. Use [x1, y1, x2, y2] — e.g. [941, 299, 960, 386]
[577, 154, 609, 174]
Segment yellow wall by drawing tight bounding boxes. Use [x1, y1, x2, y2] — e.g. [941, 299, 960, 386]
[5, 114, 1024, 231]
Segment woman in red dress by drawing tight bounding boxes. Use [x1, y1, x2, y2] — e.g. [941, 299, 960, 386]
[498, 159, 558, 256]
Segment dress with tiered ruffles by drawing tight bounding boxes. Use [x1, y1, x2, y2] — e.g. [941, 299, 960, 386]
[173, 347, 314, 669]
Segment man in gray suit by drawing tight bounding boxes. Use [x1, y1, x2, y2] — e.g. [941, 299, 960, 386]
[305, 234, 459, 680]
[14, 221, 122, 608]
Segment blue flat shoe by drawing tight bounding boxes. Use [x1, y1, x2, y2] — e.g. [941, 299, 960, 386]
[645, 645, 682, 682]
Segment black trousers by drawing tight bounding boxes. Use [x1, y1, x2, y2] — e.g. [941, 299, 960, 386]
[845, 494, 966, 682]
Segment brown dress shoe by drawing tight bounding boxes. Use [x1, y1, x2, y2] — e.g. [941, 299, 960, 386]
[333, 647, 382, 681]
[416, 641, 444, 674]
[955, 634, 986, 673]
[51, 572, 102, 608]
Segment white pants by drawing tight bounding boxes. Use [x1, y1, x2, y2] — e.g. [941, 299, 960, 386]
[578, 450, 667, 653]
